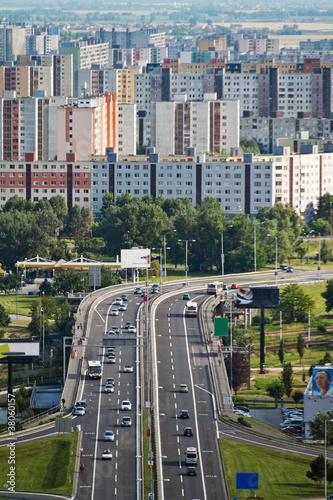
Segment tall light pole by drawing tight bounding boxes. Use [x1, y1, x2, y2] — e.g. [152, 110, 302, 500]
[127, 230, 131, 248]
[221, 225, 233, 276]
[267, 233, 278, 285]
[325, 418, 333, 499]
[163, 230, 176, 282]
[178, 239, 195, 285]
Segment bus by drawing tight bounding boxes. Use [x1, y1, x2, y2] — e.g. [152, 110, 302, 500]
[185, 301, 198, 317]
[185, 447, 198, 465]
[88, 360, 102, 379]
[207, 281, 222, 295]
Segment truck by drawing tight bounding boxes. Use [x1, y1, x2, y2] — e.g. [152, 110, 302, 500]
[88, 360, 102, 379]
[185, 446, 198, 465]
[206, 282, 222, 295]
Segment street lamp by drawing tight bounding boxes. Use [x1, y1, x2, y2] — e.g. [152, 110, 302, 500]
[152, 247, 165, 288]
[163, 230, 176, 282]
[41, 307, 45, 363]
[127, 230, 131, 249]
[325, 418, 333, 498]
[221, 225, 233, 276]
[178, 239, 196, 286]
[311, 230, 321, 278]
[267, 233, 278, 285]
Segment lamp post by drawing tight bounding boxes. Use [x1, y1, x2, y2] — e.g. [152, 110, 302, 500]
[127, 230, 131, 249]
[221, 225, 233, 276]
[163, 230, 176, 282]
[311, 231, 321, 279]
[254, 221, 265, 272]
[41, 307, 45, 363]
[152, 247, 163, 288]
[267, 233, 278, 285]
[178, 239, 195, 286]
[325, 418, 333, 498]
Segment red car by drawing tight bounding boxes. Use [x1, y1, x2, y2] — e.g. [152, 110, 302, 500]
[281, 426, 303, 436]
[231, 284, 239, 289]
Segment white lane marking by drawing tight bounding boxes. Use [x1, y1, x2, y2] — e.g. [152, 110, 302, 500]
[170, 351, 173, 356]
[178, 448, 181, 455]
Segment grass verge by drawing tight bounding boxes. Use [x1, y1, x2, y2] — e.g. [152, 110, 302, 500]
[220, 438, 324, 499]
[0, 432, 78, 495]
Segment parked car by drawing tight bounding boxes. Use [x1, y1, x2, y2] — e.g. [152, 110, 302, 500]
[234, 405, 250, 413]
[234, 409, 252, 418]
[281, 426, 303, 436]
[104, 430, 115, 441]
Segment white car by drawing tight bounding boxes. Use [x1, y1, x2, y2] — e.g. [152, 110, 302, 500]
[75, 406, 85, 416]
[107, 355, 116, 364]
[233, 409, 252, 418]
[105, 384, 114, 393]
[128, 326, 137, 334]
[114, 297, 123, 305]
[106, 377, 115, 385]
[121, 400, 132, 411]
[124, 365, 134, 373]
[104, 430, 115, 441]
[121, 416, 132, 427]
[102, 449, 113, 460]
[119, 304, 127, 311]
[110, 309, 119, 316]
[125, 321, 132, 329]
[108, 330, 117, 335]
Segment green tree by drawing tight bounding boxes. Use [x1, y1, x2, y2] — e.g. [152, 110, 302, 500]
[64, 205, 94, 237]
[54, 299, 74, 335]
[296, 333, 305, 363]
[53, 270, 89, 294]
[0, 304, 10, 327]
[320, 239, 332, 264]
[266, 380, 285, 400]
[310, 218, 331, 236]
[293, 390, 303, 404]
[240, 136, 260, 154]
[274, 284, 315, 323]
[306, 455, 325, 486]
[281, 362, 293, 397]
[49, 195, 68, 223]
[100, 268, 121, 288]
[278, 340, 284, 364]
[309, 411, 333, 444]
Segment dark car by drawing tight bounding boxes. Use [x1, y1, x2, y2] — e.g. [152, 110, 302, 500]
[234, 405, 250, 413]
[286, 266, 293, 273]
[281, 425, 303, 436]
[180, 409, 189, 419]
[184, 427, 193, 436]
[187, 466, 197, 476]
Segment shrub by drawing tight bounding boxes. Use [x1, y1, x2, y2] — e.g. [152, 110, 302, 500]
[317, 323, 326, 333]
[238, 416, 251, 428]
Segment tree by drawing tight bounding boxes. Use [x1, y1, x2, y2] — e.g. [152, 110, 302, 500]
[320, 239, 332, 264]
[53, 270, 89, 294]
[297, 333, 305, 363]
[266, 380, 285, 400]
[240, 136, 260, 154]
[224, 352, 250, 394]
[281, 362, 293, 397]
[278, 340, 284, 364]
[100, 268, 121, 288]
[322, 280, 333, 312]
[273, 284, 315, 323]
[306, 455, 325, 485]
[309, 411, 333, 444]
[0, 304, 10, 327]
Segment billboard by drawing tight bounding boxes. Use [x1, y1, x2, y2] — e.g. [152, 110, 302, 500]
[236, 287, 279, 308]
[0, 341, 39, 362]
[121, 249, 151, 269]
[312, 367, 333, 397]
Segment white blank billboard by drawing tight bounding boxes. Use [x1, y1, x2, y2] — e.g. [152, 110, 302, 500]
[121, 249, 151, 269]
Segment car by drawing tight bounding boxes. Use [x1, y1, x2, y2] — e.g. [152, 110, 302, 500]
[108, 330, 117, 335]
[121, 294, 128, 301]
[180, 409, 190, 419]
[282, 406, 299, 415]
[286, 266, 293, 273]
[102, 449, 113, 460]
[106, 377, 115, 385]
[114, 297, 123, 305]
[128, 325, 137, 334]
[75, 406, 85, 416]
[111, 326, 120, 333]
[121, 416, 132, 427]
[281, 426, 303, 436]
[234, 405, 250, 413]
[183, 293, 190, 300]
[76, 400, 87, 409]
[119, 304, 127, 311]
[179, 384, 188, 393]
[107, 355, 116, 364]
[104, 384, 114, 393]
[233, 409, 252, 417]
[124, 365, 134, 373]
[327, 494, 333, 500]
[280, 264, 288, 270]
[151, 287, 159, 294]
[125, 321, 133, 329]
[284, 411, 303, 419]
[187, 466, 197, 476]
[110, 309, 119, 316]
[184, 427, 193, 436]
[230, 283, 239, 289]
[134, 287, 142, 294]
[223, 284, 230, 290]
[141, 290, 147, 297]
[107, 347, 116, 355]
[104, 430, 115, 441]
[121, 400, 132, 411]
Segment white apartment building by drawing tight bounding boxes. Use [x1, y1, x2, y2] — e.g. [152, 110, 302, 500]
[117, 104, 136, 155]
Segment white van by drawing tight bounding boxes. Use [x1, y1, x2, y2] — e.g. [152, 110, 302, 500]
[185, 447, 198, 465]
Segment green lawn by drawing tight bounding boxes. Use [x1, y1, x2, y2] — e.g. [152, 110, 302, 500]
[0, 432, 78, 495]
[221, 439, 325, 499]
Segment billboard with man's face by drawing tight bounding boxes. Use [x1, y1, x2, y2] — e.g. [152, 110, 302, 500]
[236, 287, 280, 308]
[312, 367, 333, 397]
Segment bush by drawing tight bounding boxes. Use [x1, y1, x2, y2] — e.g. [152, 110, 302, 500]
[238, 416, 251, 428]
[293, 390, 303, 404]
[317, 323, 326, 333]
